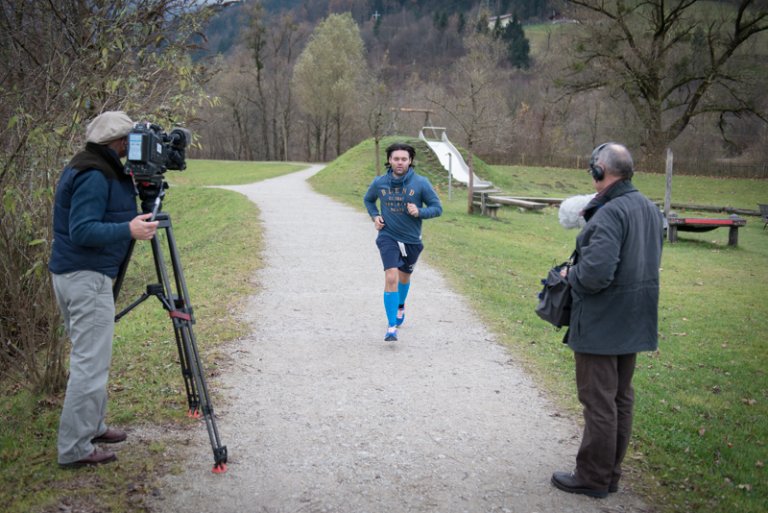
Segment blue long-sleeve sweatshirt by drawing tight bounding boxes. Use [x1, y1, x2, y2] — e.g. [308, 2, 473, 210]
[363, 167, 442, 244]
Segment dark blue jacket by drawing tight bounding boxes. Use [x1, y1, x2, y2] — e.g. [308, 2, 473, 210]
[49, 144, 137, 278]
[567, 180, 664, 355]
[363, 167, 442, 244]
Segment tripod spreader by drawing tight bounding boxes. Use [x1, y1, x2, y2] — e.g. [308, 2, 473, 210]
[114, 211, 228, 473]
[114, 284, 166, 323]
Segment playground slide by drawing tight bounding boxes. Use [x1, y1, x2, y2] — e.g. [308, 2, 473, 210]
[419, 127, 493, 189]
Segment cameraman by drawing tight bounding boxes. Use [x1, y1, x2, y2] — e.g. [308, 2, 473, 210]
[49, 111, 158, 468]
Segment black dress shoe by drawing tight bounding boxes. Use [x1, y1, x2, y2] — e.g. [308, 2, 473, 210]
[60, 448, 117, 469]
[92, 427, 127, 444]
[551, 471, 608, 498]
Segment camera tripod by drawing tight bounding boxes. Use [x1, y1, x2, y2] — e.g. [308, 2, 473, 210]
[113, 189, 228, 473]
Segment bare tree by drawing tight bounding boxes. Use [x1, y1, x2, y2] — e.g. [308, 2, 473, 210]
[427, 31, 510, 214]
[246, 1, 272, 160]
[202, 51, 258, 160]
[0, 0, 220, 393]
[193, 10, 305, 161]
[562, 0, 768, 170]
[363, 51, 394, 175]
[267, 13, 304, 161]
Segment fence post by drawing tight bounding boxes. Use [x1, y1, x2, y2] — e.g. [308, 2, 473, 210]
[664, 148, 673, 241]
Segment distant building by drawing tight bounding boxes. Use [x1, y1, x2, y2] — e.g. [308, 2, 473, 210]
[488, 10, 576, 29]
[487, 13, 514, 29]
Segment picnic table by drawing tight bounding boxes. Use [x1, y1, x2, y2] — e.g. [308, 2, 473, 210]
[667, 213, 747, 246]
[471, 190, 548, 217]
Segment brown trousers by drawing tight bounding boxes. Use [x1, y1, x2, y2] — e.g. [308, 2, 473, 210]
[574, 352, 637, 490]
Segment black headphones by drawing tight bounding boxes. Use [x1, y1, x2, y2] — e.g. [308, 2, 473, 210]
[588, 142, 610, 181]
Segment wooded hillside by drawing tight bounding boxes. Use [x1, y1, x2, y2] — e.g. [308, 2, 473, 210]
[192, 0, 768, 177]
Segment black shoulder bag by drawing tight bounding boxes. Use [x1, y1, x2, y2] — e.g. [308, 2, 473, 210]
[535, 252, 576, 329]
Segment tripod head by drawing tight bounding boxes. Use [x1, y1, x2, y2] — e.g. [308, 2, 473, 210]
[136, 175, 169, 219]
[112, 176, 166, 302]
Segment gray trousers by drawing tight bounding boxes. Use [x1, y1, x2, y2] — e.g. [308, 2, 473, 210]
[52, 270, 115, 464]
[574, 352, 636, 490]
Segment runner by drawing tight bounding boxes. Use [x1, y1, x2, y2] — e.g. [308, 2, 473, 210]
[363, 142, 442, 341]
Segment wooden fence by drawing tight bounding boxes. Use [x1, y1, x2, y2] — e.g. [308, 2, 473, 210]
[479, 152, 768, 179]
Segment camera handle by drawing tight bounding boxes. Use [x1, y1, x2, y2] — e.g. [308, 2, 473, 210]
[113, 212, 228, 473]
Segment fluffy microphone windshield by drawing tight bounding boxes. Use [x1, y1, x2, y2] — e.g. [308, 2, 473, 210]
[558, 193, 596, 229]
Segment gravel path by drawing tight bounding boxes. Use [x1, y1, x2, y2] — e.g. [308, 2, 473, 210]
[149, 165, 650, 513]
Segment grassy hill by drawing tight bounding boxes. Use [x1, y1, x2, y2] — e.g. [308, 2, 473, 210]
[305, 135, 472, 204]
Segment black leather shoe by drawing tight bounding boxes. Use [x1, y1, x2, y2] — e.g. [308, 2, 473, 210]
[60, 449, 117, 469]
[551, 471, 608, 498]
[92, 428, 127, 444]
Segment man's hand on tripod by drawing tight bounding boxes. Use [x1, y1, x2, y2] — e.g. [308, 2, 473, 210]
[130, 213, 159, 240]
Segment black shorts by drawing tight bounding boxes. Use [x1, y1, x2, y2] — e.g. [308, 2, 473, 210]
[376, 234, 424, 274]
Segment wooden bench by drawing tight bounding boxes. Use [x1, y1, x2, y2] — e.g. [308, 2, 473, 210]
[472, 189, 502, 218]
[667, 214, 747, 246]
[489, 196, 548, 210]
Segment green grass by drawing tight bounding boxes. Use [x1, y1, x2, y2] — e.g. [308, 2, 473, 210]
[0, 159, 302, 513]
[167, 159, 307, 187]
[479, 164, 767, 211]
[307, 135, 453, 206]
[523, 22, 580, 57]
[311, 138, 768, 513]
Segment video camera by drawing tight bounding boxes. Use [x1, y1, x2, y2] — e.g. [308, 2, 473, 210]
[125, 122, 191, 213]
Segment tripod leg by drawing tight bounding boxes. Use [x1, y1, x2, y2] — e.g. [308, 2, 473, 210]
[153, 213, 228, 473]
[149, 232, 200, 415]
[172, 311, 228, 472]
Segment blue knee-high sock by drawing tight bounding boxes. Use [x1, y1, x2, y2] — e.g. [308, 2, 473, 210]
[398, 282, 410, 307]
[384, 291, 399, 327]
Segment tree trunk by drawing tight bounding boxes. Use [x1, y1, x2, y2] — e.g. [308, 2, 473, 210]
[335, 109, 342, 158]
[643, 121, 667, 174]
[322, 117, 330, 161]
[466, 143, 475, 215]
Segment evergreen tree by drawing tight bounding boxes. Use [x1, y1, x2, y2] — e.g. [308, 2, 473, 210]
[500, 14, 530, 69]
[457, 11, 466, 34]
[433, 11, 448, 31]
[492, 15, 503, 39]
[475, 12, 489, 34]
